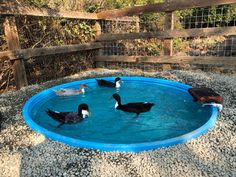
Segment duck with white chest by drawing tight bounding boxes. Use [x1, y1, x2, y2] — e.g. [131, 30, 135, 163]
[96, 77, 123, 88]
[112, 93, 155, 118]
[46, 103, 90, 128]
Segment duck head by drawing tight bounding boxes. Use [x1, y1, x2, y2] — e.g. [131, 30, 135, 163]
[115, 77, 123, 88]
[80, 84, 88, 93]
[112, 93, 121, 108]
[78, 103, 90, 118]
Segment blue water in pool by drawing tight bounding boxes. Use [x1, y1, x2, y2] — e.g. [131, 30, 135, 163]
[30, 79, 212, 144]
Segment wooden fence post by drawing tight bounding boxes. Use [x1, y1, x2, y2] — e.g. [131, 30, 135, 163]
[163, 11, 174, 56]
[4, 16, 28, 89]
[93, 21, 104, 67]
[135, 16, 140, 33]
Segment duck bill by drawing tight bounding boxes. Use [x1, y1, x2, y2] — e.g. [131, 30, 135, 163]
[87, 111, 91, 117]
[85, 85, 91, 89]
[83, 84, 90, 89]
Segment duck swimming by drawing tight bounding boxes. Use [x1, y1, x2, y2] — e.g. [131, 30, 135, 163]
[96, 77, 123, 88]
[54, 84, 88, 96]
[112, 93, 154, 117]
[46, 103, 90, 128]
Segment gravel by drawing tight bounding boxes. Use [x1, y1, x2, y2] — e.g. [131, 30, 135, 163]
[0, 68, 235, 177]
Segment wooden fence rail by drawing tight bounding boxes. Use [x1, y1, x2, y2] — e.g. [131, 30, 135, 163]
[97, 0, 236, 19]
[2, 0, 236, 20]
[0, 2, 98, 19]
[0, 43, 103, 61]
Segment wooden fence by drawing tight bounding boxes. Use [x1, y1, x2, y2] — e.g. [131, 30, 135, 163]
[0, 0, 236, 89]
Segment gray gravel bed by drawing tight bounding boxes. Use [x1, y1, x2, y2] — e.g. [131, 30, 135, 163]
[0, 69, 235, 177]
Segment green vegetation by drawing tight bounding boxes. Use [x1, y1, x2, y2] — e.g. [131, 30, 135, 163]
[16, 17, 96, 49]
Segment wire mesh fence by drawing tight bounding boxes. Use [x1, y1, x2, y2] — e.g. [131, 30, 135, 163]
[16, 16, 97, 49]
[0, 60, 14, 93]
[98, 61, 236, 74]
[100, 17, 140, 34]
[100, 5, 236, 34]
[183, 36, 236, 57]
[24, 51, 95, 85]
[100, 14, 165, 34]
[0, 16, 13, 93]
[0, 16, 97, 93]
[178, 5, 236, 29]
[102, 38, 163, 56]
[0, 51, 96, 93]
[98, 5, 236, 74]
[100, 36, 236, 57]
[0, 16, 7, 51]
[99, 4, 236, 58]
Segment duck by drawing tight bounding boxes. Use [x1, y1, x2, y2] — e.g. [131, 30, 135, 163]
[112, 93, 155, 117]
[54, 84, 88, 96]
[46, 103, 90, 128]
[96, 77, 123, 88]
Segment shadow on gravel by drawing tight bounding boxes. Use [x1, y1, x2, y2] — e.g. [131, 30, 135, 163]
[19, 140, 96, 177]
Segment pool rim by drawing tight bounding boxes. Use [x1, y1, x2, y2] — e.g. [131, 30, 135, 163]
[22, 76, 219, 152]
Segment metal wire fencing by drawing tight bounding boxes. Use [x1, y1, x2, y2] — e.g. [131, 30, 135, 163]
[16, 16, 97, 49]
[98, 61, 236, 74]
[99, 4, 236, 58]
[0, 16, 98, 92]
[24, 51, 95, 85]
[97, 5, 236, 73]
[100, 36, 236, 57]
[100, 5, 236, 34]
[102, 38, 163, 56]
[178, 5, 236, 29]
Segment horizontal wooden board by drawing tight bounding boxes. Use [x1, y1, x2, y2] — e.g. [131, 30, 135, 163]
[96, 26, 236, 41]
[95, 55, 236, 66]
[105, 16, 140, 22]
[97, 0, 236, 19]
[0, 2, 98, 19]
[0, 43, 102, 60]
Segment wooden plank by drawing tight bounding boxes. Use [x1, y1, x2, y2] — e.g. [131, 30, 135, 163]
[0, 1, 98, 19]
[96, 26, 236, 41]
[0, 42, 103, 61]
[4, 16, 28, 89]
[135, 17, 140, 33]
[93, 22, 102, 37]
[97, 0, 236, 19]
[92, 22, 104, 67]
[95, 55, 236, 66]
[106, 16, 139, 22]
[163, 11, 174, 56]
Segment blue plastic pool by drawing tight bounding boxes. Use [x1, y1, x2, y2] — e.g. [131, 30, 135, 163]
[22, 76, 219, 152]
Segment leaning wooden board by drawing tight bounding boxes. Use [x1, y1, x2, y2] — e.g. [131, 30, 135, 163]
[188, 88, 223, 103]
